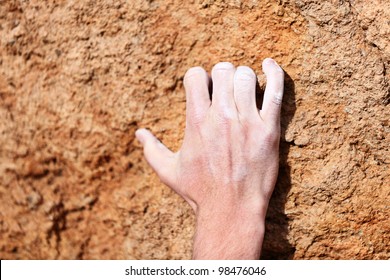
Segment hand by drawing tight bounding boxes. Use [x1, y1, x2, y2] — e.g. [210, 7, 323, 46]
[136, 58, 284, 259]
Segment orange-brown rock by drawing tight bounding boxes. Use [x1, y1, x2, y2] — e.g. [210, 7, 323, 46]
[0, 0, 388, 259]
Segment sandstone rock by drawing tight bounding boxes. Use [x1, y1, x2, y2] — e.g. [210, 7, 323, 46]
[0, 0, 388, 259]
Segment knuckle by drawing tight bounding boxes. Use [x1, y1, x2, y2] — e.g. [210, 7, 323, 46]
[263, 126, 280, 145]
[187, 110, 206, 126]
[272, 95, 283, 106]
[234, 83, 253, 97]
[187, 105, 207, 126]
[215, 107, 235, 123]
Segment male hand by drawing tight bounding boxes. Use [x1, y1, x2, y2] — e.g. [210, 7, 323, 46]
[136, 58, 284, 259]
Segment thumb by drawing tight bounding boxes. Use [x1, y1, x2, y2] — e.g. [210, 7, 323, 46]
[135, 128, 176, 186]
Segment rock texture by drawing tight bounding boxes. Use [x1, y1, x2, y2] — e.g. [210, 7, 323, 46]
[0, 0, 388, 259]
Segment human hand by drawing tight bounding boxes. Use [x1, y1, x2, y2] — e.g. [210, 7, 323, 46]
[136, 58, 284, 259]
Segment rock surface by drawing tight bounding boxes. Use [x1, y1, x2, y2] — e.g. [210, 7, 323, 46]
[0, 0, 388, 259]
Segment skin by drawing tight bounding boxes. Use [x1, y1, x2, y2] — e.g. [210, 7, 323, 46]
[135, 58, 284, 259]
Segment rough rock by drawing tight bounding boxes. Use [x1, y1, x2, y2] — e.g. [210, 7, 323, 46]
[0, 0, 388, 259]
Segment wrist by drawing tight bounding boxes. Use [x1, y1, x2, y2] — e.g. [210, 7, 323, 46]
[192, 205, 266, 259]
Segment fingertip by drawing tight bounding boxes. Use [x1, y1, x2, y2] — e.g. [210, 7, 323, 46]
[184, 67, 208, 89]
[235, 66, 256, 80]
[212, 61, 235, 73]
[262, 57, 276, 66]
[135, 128, 151, 145]
[184, 66, 207, 79]
[262, 58, 284, 76]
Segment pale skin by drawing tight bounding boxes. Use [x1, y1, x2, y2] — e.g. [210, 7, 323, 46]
[135, 58, 284, 259]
